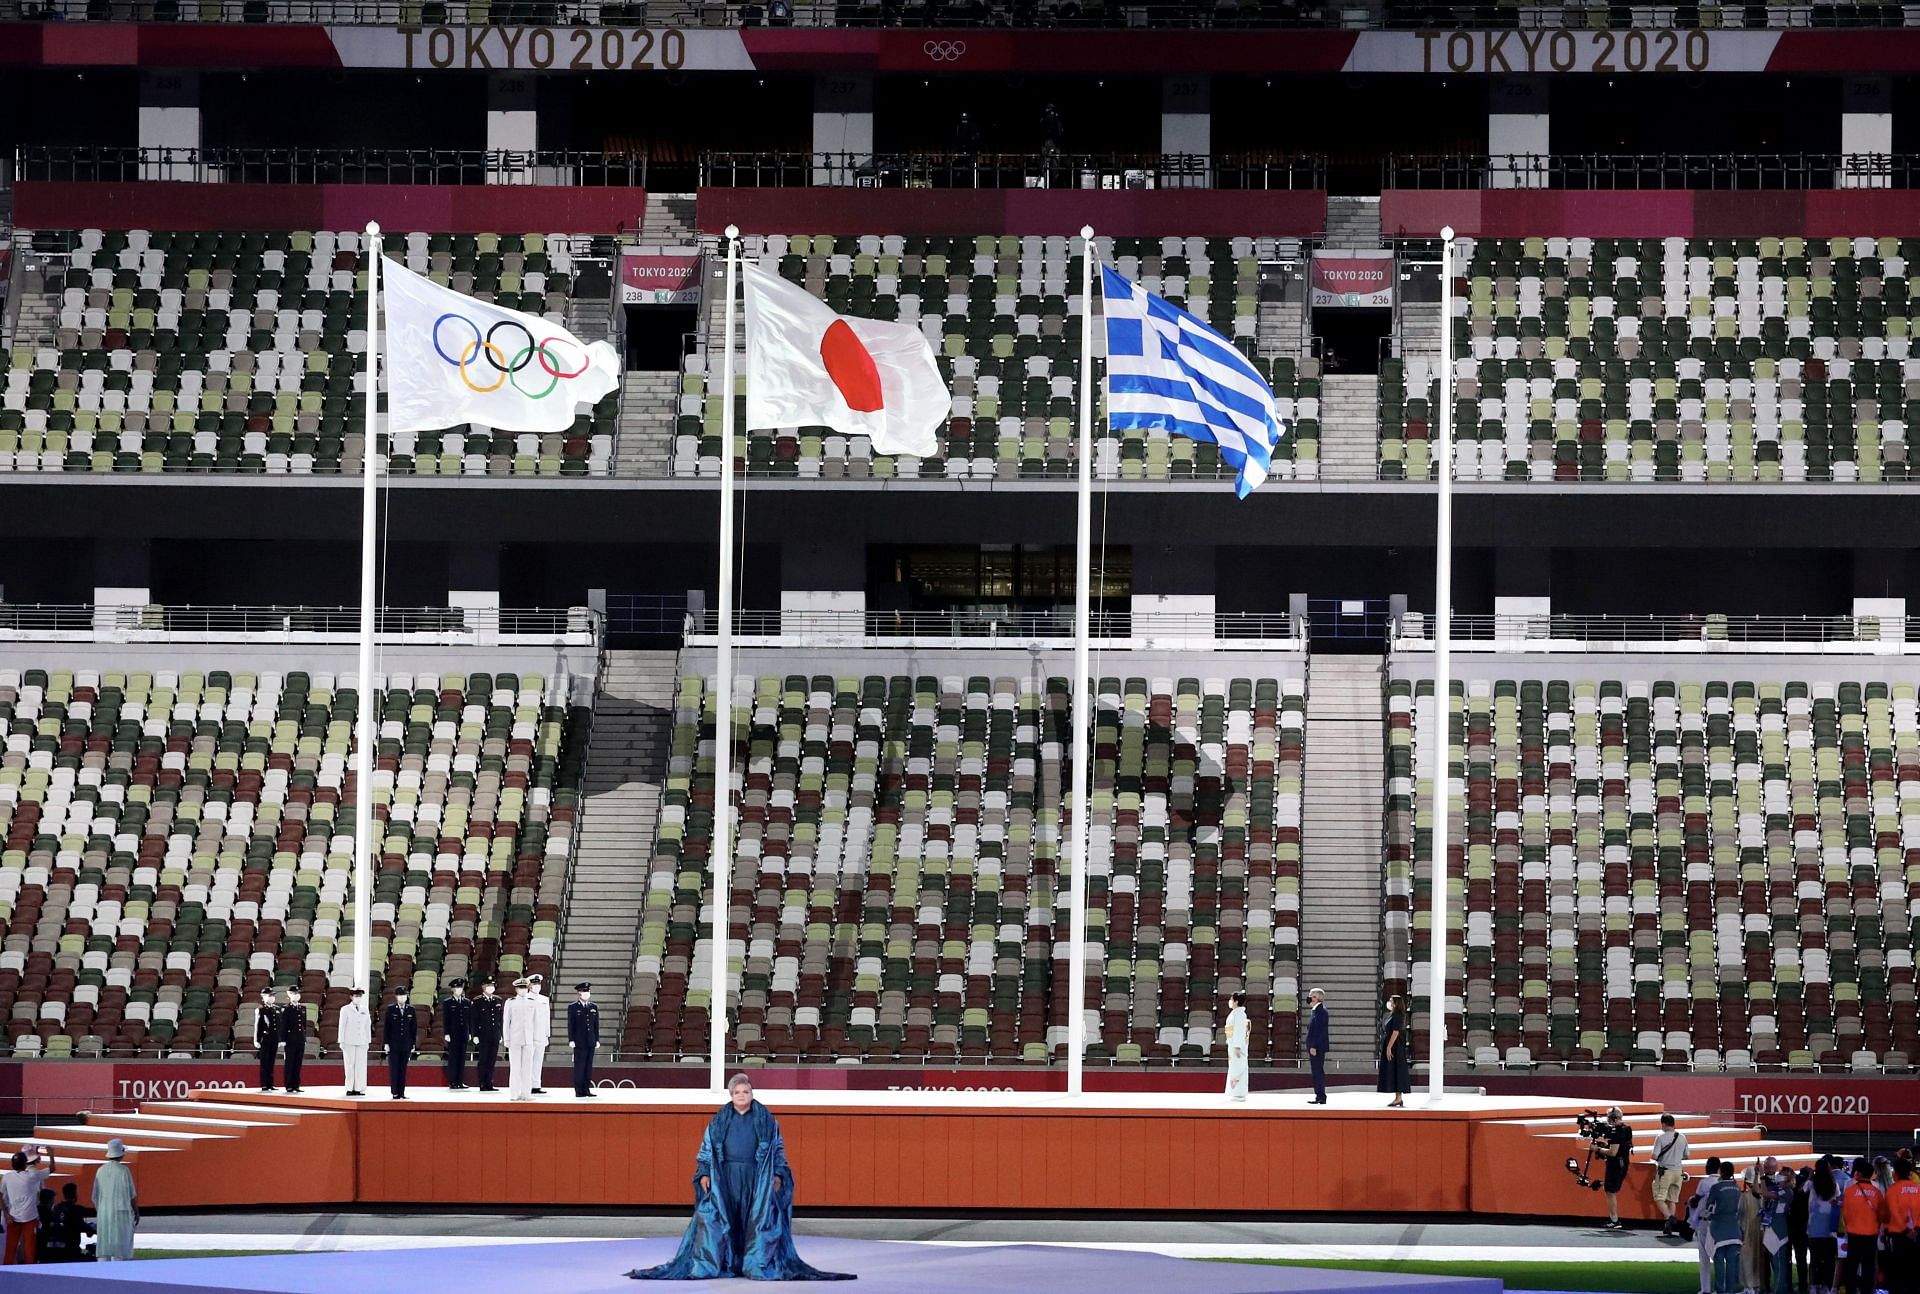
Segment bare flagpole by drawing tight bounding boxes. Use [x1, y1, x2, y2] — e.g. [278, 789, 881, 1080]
[709, 225, 742, 1094]
[1427, 225, 1456, 1104]
[1066, 226, 1096, 1097]
[352, 222, 381, 997]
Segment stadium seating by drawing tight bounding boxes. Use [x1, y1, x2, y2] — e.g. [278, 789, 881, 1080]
[1, 229, 617, 477]
[0, 666, 591, 1059]
[1384, 673, 1920, 1072]
[676, 233, 1318, 482]
[623, 670, 1304, 1065]
[1381, 236, 1920, 483]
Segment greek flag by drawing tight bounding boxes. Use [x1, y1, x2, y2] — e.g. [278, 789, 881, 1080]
[1100, 264, 1282, 498]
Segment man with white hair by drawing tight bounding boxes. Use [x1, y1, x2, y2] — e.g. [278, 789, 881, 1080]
[504, 977, 543, 1101]
[1305, 988, 1330, 1104]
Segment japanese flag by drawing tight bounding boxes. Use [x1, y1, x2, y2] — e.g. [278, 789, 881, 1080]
[742, 264, 950, 458]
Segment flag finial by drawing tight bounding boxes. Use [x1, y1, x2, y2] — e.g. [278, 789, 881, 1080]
[366, 221, 381, 238]
[725, 224, 740, 239]
[1441, 224, 1455, 240]
[1080, 225, 1094, 241]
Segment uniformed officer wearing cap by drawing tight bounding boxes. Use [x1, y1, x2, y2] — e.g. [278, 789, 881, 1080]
[252, 987, 282, 1092]
[384, 986, 419, 1099]
[438, 978, 473, 1091]
[472, 980, 504, 1092]
[277, 985, 311, 1093]
[567, 982, 600, 1097]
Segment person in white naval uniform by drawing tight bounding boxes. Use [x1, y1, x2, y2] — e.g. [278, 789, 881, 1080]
[527, 973, 553, 1095]
[337, 988, 372, 1096]
[503, 977, 544, 1101]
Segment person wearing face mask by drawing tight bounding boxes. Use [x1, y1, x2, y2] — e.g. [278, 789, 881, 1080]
[504, 977, 543, 1101]
[472, 980, 505, 1093]
[527, 974, 552, 1095]
[383, 986, 419, 1099]
[438, 978, 473, 1092]
[278, 986, 311, 1094]
[628, 1074, 853, 1282]
[569, 983, 601, 1098]
[338, 988, 372, 1097]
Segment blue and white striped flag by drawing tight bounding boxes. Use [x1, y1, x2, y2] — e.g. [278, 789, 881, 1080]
[1099, 264, 1283, 498]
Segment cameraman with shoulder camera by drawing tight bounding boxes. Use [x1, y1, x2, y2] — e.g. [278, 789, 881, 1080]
[1594, 1106, 1635, 1230]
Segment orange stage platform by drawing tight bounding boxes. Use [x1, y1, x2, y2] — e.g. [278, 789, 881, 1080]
[1, 1088, 1815, 1218]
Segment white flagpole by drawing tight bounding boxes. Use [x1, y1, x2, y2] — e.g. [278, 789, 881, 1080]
[1066, 225, 1096, 1097]
[1427, 225, 1456, 1104]
[352, 222, 381, 998]
[709, 224, 741, 1094]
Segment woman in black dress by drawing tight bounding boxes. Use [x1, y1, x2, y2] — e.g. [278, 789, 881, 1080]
[1376, 993, 1411, 1108]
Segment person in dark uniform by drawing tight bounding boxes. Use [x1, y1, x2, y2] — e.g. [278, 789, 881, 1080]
[1377, 991, 1412, 1108]
[472, 980, 504, 1092]
[252, 988, 281, 1092]
[438, 978, 472, 1091]
[384, 986, 419, 1099]
[568, 982, 600, 1097]
[1304, 987, 1330, 1104]
[278, 985, 310, 1093]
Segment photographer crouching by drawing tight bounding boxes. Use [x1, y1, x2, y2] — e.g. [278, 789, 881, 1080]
[1566, 1107, 1637, 1228]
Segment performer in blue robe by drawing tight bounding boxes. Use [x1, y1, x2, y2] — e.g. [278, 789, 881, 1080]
[630, 1074, 854, 1282]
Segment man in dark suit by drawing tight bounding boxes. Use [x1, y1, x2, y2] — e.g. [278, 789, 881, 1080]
[1305, 987, 1330, 1104]
[252, 988, 281, 1091]
[472, 980, 504, 1092]
[567, 982, 600, 1098]
[278, 985, 311, 1093]
[438, 978, 472, 1091]
[384, 986, 419, 1099]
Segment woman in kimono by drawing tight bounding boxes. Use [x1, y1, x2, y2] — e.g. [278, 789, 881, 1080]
[91, 1138, 137, 1262]
[631, 1074, 853, 1282]
[1222, 992, 1250, 1101]
[1376, 992, 1411, 1108]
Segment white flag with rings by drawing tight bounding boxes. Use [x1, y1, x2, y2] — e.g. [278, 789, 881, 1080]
[381, 256, 620, 435]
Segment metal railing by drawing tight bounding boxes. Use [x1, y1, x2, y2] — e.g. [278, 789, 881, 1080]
[1386, 152, 1917, 192]
[681, 606, 1304, 645]
[1393, 611, 1916, 650]
[6, 0, 1914, 29]
[0, 602, 600, 643]
[698, 150, 1323, 191]
[12, 145, 651, 188]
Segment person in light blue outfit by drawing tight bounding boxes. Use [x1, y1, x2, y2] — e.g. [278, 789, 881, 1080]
[1223, 992, 1250, 1102]
[90, 1138, 137, 1262]
[630, 1074, 853, 1282]
[1706, 1161, 1747, 1294]
[1805, 1158, 1841, 1294]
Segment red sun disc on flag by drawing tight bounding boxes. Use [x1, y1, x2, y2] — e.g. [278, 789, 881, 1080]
[820, 319, 884, 413]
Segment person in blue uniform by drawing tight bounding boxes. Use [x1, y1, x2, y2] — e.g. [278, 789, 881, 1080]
[1304, 987, 1329, 1104]
[629, 1074, 853, 1282]
[384, 986, 419, 1099]
[252, 988, 281, 1092]
[472, 980, 504, 1092]
[277, 986, 310, 1093]
[1377, 991, 1412, 1108]
[439, 978, 472, 1091]
[568, 982, 600, 1098]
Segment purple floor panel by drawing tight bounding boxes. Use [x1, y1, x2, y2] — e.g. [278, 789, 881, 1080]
[2, 1238, 1504, 1294]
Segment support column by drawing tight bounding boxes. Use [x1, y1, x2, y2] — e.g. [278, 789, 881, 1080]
[1839, 77, 1892, 189]
[812, 73, 873, 187]
[487, 74, 538, 184]
[1161, 75, 1210, 189]
[1487, 78, 1548, 189]
[138, 72, 200, 181]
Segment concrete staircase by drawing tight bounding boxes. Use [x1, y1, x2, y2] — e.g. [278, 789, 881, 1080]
[1322, 196, 1383, 250]
[638, 192, 700, 248]
[1298, 655, 1387, 1065]
[1258, 297, 1308, 361]
[614, 371, 679, 478]
[9, 251, 61, 350]
[549, 650, 680, 1052]
[1317, 373, 1381, 482]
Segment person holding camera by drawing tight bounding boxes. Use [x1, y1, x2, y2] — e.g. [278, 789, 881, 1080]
[1653, 1112, 1691, 1237]
[1, 1144, 55, 1264]
[1592, 1106, 1634, 1230]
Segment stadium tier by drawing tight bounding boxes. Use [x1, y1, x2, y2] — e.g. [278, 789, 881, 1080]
[1385, 674, 1920, 1073]
[0, 666, 591, 1059]
[624, 671, 1304, 1065]
[679, 233, 1319, 481]
[1, 229, 617, 476]
[1382, 235, 1920, 483]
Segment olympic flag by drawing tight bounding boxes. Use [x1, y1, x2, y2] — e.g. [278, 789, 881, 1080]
[381, 257, 621, 434]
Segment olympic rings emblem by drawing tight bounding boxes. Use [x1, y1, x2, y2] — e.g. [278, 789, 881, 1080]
[431, 312, 593, 399]
[923, 39, 966, 61]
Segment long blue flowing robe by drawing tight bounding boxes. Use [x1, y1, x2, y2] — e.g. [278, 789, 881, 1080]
[91, 1160, 137, 1261]
[629, 1100, 854, 1281]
